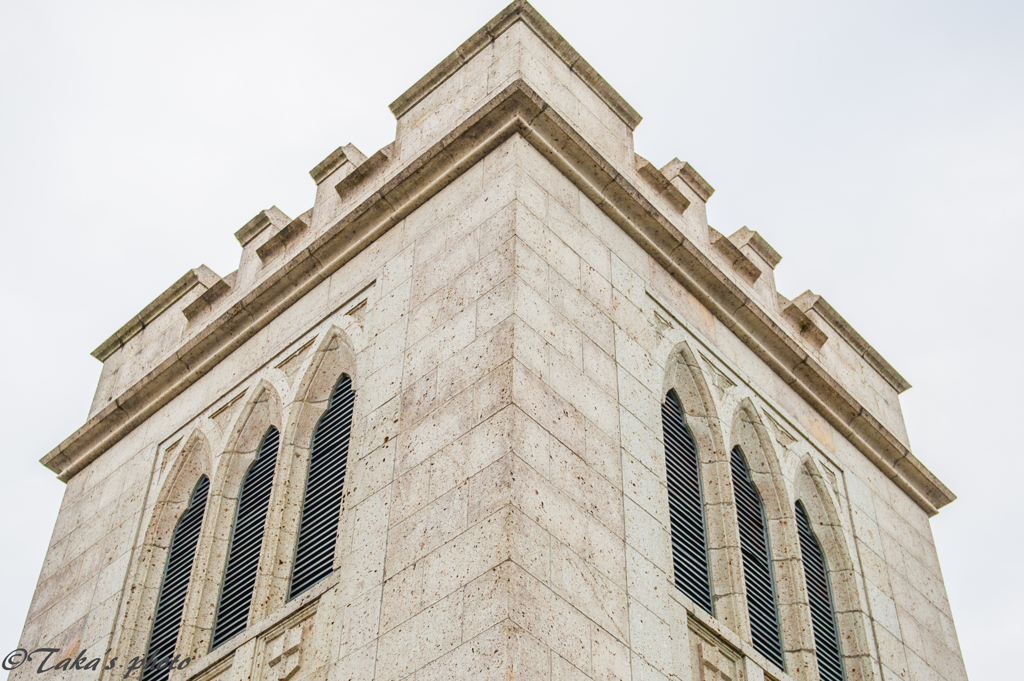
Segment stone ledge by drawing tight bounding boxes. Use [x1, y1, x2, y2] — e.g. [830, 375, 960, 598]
[729, 226, 781, 269]
[778, 293, 828, 349]
[710, 227, 761, 284]
[793, 291, 911, 393]
[660, 158, 715, 203]
[91, 265, 222, 361]
[182, 275, 232, 322]
[257, 213, 310, 261]
[46, 78, 952, 516]
[334, 143, 394, 201]
[177, 574, 334, 681]
[388, 0, 642, 131]
[676, 589, 795, 681]
[636, 154, 691, 214]
[235, 206, 292, 247]
[309, 144, 368, 185]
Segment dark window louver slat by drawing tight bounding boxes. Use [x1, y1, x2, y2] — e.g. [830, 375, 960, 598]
[662, 390, 714, 615]
[143, 476, 210, 681]
[731, 446, 786, 671]
[796, 501, 847, 681]
[289, 374, 355, 600]
[211, 427, 281, 649]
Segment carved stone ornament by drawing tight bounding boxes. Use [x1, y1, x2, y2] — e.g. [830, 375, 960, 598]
[689, 633, 739, 681]
[266, 625, 303, 681]
[764, 411, 797, 448]
[700, 354, 737, 400]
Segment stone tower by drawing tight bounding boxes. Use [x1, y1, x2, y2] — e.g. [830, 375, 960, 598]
[14, 3, 968, 681]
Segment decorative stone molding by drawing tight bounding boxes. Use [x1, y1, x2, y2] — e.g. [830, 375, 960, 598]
[45, 78, 954, 516]
[729, 226, 782, 270]
[710, 226, 762, 284]
[778, 293, 828, 350]
[47, 6, 948, 529]
[689, 623, 740, 681]
[91, 265, 222, 361]
[309, 144, 368, 186]
[274, 339, 315, 381]
[661, 158, 715, 203]
[636, 153, 691, 213]
[265, 624, 303, 681]
[701, 353, 738, 400]
[182, 276, 232, 322]
[388, 0, 641, 130]
[235, 207, 292, 247]
[764, 411, 797, 449]
[333, 143, 393, 202]
[208, 390, 247, 436]
[792, 290, 911, 393]
[257, 213, 310, 262]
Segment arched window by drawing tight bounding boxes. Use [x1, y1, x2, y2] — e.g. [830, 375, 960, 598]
[144, 476, 210, 681]
[730, 446, 785, 670]
[662, 389, 713, 615]
[211, 427, 280, 649]
[289, 374, 355, 599]
[796, 501, 846, 681]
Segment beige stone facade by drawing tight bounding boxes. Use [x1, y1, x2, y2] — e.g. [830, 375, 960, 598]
[15, 3, 967, 681]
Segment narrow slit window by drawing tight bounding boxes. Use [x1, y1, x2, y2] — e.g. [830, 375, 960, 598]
[211, 427, 281, 649]
[796, 501, 846, 681]
[143, 476, 210, 681]
[289, 374, 355, 600]
[662, 389, 714, 615]
[730, 446, 786, 670]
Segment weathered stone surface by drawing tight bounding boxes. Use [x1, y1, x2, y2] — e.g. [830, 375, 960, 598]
[17, 3, 966, 681]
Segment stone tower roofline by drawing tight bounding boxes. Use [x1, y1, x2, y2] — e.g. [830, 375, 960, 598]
[42, 0, 954, 518]
[388, 0, 642, 130]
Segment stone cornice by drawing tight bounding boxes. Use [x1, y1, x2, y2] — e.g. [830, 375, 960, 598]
[234, 206, 290, 247]
[730, 226, 781, 270]
[45, 79, 953, 515]
[661, 159, 715, 202]
[309, 144, 368, 185]
[388, 0, 642, 131]
[90, 265, 221, 361]
[636, 155, 691, 214]
[794, 291, 912, 393]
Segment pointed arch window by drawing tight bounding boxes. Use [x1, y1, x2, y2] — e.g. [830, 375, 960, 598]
[796, 501, 846, 681]
[731, 446, 786, 670]
[143, 476, 210, 681]
[289, 374, 355, 599]
[211, 427, 281, 649]
[662, 389, 714, 615]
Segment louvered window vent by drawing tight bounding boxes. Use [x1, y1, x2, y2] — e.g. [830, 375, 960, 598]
[289, 374, 355, 600]
[796, 501, 847, 681]
[143, 476, 210, 681]
[662, 389, 714, 615]
[211, 427, 280, 649]
[731, 446, 786, 670]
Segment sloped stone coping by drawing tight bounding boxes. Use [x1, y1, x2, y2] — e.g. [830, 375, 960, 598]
[389, 0, 642, 131]
[44, 78, 953, 516]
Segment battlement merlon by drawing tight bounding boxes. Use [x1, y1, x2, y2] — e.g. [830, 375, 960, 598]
[48, 0, 952, 514]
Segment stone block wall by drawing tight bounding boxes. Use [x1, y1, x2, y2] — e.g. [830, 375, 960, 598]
[16, 3, 966, 681]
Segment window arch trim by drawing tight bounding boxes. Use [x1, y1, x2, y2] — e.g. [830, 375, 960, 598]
[662, 388, 714, 615]
[731, 445, 786, 671]
[143, 475, 210, 681]
[288, 372, 356, 600]
[796, 500, 847, 681]
[211, 426, 281, 649]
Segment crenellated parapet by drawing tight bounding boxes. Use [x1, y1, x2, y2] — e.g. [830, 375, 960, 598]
[69, 0, 938, 511]
[22, 5, 966, 681]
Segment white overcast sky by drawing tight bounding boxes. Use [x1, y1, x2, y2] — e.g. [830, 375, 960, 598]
[1, 0, 1020, 678]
